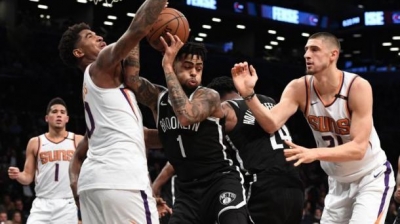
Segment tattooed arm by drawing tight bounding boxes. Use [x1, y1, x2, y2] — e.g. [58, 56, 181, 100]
[123, 44, 161, 118]
[160, 33, 222, 126]
[92, 0, 167, 75]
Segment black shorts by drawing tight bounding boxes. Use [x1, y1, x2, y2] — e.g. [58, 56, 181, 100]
[246, 173, 304, 224]
[169, 169, 249, 224]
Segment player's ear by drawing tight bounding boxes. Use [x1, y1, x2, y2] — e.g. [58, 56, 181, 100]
[45, 115, 49, 123]
[65, 115, 69, 123]
[73, 48, 84, 58]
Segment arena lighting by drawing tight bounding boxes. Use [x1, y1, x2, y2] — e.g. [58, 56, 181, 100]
[103, 2, 112, 7]
[38, 4, 48, 9]
[77, 0, 87, 3]
[264, 45, 272, 49]
[382, 42, 392, 46]
[353, 34, 362, 38]
[236, 25, 246, 29]
[46, 15, 50, 19]
[212, 18, 221, 22]
[344, 54, 352, 58]
[104, 21, 113, 26]
[127, 13, 135, 17]
[268, 30, 276, 34]
[107, 15, 117, 20]
[194, 37, 204, 42]
[353, 50, 361, 54]
[301, 32, 309, 37]
[202, 25, 212, 29]
[29, 0, 39, 2]
[198, 33, 207, 37]
[390, 47, 399, 51]
[270, 41, 278, 45]
[393, 36, 400, 40]
[277, 36, 285, 41]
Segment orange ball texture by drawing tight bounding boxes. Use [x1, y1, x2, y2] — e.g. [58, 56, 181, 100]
[146, 8, 190, 52]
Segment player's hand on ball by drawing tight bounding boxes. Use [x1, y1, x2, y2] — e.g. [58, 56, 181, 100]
[161, 32, 184, 68]
[8, 167, 20, 179]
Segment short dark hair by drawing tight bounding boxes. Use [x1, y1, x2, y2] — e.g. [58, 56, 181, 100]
[58, 23, 91, 67]
[46, 97, 67, 114]
[176, 42, 207, 62]
[309, 32, 341, 51]
[207, 76, 237, 98]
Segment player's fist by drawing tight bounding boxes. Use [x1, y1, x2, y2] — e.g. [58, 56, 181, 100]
[8, 167, 21, 179]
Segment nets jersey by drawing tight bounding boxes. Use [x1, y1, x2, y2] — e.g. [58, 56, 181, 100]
[78, 64, 149, 193]
[156, 87, 235, 181]
[226, 95, 303, 187]
[35, 132, 75, 199]
[305, 72, 387, 183]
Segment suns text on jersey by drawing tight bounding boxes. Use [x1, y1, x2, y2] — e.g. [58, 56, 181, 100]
[159, 116, 200, 132]
[307, 115, 350, 135]
[39, 150, 74, 164]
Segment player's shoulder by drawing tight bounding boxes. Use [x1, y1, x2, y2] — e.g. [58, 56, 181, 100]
[343, 71, 371, 90]
[195, 86, 220, 100]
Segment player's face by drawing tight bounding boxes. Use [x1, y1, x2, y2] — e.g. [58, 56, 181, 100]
[174, 54, 203, 89]
[45, 104, 69, 130]
[74, 29, 107, 61]
[304, 38, 334, 75]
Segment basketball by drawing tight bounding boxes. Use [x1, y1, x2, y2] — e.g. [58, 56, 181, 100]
[146, 7, 190, 52]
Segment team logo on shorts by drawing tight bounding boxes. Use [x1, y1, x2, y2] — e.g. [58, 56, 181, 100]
[219, 192, 236, 205]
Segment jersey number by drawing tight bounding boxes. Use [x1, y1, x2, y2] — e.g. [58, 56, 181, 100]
[84, 102, 95, 138]
[322, 135, 344, 147]
[54, 163, 59, 182]
[270, 125, 292, 150]
[177, 135, 187, 158]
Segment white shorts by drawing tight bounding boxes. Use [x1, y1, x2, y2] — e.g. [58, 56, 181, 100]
[80, 185, 159, 224]
[27, 197, 78, 224]
[321, 161, 395, 224]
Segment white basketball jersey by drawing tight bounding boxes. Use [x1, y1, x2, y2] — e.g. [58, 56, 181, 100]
[78, 64, 149, 193]
[305, 72, 387, 183]
[35, 132, 75, 198]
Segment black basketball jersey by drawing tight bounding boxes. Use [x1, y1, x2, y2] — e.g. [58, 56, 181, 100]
[157, 88, 234, 182]
[226, 94, 298, 176]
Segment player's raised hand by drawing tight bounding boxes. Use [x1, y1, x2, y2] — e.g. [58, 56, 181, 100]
[8, 167, 21, 179]
[161, 32, 184, 68]
[231, 61, 258, 97]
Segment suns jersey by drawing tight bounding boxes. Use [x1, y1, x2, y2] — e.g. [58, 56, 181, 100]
[35, 132, 75, 199]
[226, 95, 301, 181]
[305, 72, 387, 183]
[156, 87, 235, 182]
[78, 64, 149, 193]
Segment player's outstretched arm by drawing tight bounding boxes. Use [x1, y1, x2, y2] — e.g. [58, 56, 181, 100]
[394, 156, 400, 203]
[161, 33, 221, 125]
[69, 134, 89, 208]
[123, 44, 161, 115]
[231, 62, 299, 134]
[93, 0, 167, 73]
[8, 137, 38, 185]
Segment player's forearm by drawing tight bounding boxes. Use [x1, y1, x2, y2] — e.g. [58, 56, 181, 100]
[163, 66, 194, 126]
[16, 172, 34, 185]
[314, 141, 367, 162]
[152, 163, 175, 195]
[127, 0, 167, 36]
[245, 95, 281, 134]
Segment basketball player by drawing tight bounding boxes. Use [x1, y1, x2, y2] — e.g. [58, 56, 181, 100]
[8, 97, 83, 224]
[125, 34, 249, 224]
[207, 76, 304, 224]
[57, 0, 167, 223]
[231, 32, 395, 224]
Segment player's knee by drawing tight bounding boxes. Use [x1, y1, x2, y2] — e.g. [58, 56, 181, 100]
[219, 208, 249, 224]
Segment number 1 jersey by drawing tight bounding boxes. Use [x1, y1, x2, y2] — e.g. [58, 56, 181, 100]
[156, 88, 235, 182]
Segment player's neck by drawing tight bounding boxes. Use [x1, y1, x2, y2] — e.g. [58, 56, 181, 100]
[46, 129, 68, 141]
[313, 68, 342, 96]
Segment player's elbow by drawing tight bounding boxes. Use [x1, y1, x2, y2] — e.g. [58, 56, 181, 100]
[354, 142, 369, 160]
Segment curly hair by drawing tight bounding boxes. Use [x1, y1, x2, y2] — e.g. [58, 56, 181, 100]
[58, 23, 91, 67]
[206, 76, 237, 98]
[46, 97, 68, 114]
[176, 42, 207, 62]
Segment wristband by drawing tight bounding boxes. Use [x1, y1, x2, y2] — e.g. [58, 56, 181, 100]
[242, 91, 255, 101]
